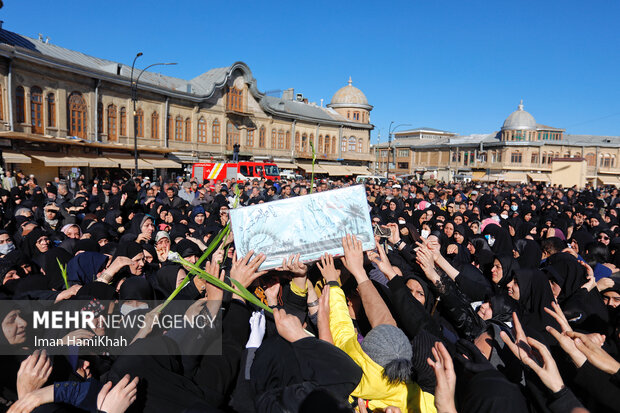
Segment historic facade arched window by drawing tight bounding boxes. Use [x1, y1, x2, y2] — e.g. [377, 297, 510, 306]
[285, 131, 290, 150]
[318, 135, 323, 153]
[258, 126, 265, 148]
[358, 138, 363, 153]
[151, 112, 159, 140]
[107, 104, 117, 141]
[348, 136, 356, 152]
[212, 119, 220, 144]
[332, 137, 337, 154]
[136, 108, 144, 137]
[30, 86, 43, 134]
[341, 136, 347, 152]
[277, 129, 285, 149]
[197, 117, 206, 142]
[324, 135, 330, 154]
[271, 128, 277, 149]
[246, 129, 254, 147]
[227, 86, 244, 112]
[184, 118, 191, 141]
[301, 133, 308, 152]
[47, 93, 55, 127]
[119, 107, 126, 136]
[68, 92, 87, 138]
[294, 132, 300, 152]
[15, 86, 25, 123]
[175, 116, 183, 141]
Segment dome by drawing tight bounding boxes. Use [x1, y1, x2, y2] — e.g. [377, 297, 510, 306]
[328, 77, 372, 110]
[502, 100, 536, 130]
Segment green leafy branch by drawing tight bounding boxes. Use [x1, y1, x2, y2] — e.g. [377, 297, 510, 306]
[57, 258, 69, 290]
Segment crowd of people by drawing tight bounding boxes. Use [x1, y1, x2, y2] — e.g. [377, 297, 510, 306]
[0, 170, 619, 413]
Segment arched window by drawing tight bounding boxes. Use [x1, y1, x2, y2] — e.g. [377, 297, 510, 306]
[277, 129, 284, 149]
[175, 116, 183, 141]
[601, 154, 612, 168]
[226, 122, 240, 147]
[324, 134, 330, 154]
[332, 137, 337, 154]
[15, 86, 25, 123]
[212, 119, 220, 144]
[259, 126, 265, 148]
[294, 132, 300, 152]
[285, 130, 290, 150]
[341, 136, 347, 152]
[301, 133, 307, 152]
[68, 92, 87, 138]
[107, 104, 117, 141]
[349, 136, 356, 152]
[151, 112, 159, 140]
[353, 111, 360, 121]
[309, 134, 314, 152]
[612, 155, 617, 168]
[119, 107, 126, 136]
[197, 117, 206, 142]
[184, 118, 191, 141]
[347, 111, 350, 119]
[167, 115, 173, 141]
[226, 86, 244, 112]
[136, 109, 144, 137]
[47, 93, 55, 127]
[246, 129, 254, 147]
[271, 129, 277, 149]
[318, 135, 323, 153]
[30, 86, 43, 134]
[97, 102, 103, 135]
[358, 138, 363, 153]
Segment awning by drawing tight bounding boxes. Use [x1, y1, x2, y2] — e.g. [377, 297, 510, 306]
[143, 158, 182, 169]
[502, 172, 528, 183]
[319, 164, 352, 176]
[345, 166, 371, 175]
[84, 157, 121, 168]
[276, 162, 298, 170]
[297, 163, 328, 174]
[528, 173, 551, 182]
[106, 157, 154, 169]
[597, 176, 620, 185]
[3, 151, 31, 164]
[29, 153, 90, 167]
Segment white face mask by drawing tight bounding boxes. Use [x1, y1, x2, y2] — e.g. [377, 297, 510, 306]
[500, 213, 509, 220]
[120, 302, 149, 316]
[398, 219, 406, 225]
[0, 242, 15, 255]
[486, 235, 496, 247]
[421, 229, 430, 239]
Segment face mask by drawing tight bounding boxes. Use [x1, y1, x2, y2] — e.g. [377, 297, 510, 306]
[120, 302, 149, 316]
[421, 229, 430, 239]
[0, 242, 15, 255]
[500, 213, 509, 220]
[398, 219, 406, 225]
[485, 235, 496, 247]
[510, 205, 518, 212]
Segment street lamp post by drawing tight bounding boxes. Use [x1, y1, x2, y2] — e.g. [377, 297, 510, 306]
[386, 121, 411, 178]
[129, 54, 177, 178]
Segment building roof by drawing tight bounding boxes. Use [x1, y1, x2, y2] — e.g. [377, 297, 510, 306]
[327, 77, 372, 110]
[395, 127, 455, 135]
[0, 27, 372, 130]
[563, 134, 620, 147]
[536, 123, 565, 132]
[502, 100, 537, 131]
[260, 96, 372, 129]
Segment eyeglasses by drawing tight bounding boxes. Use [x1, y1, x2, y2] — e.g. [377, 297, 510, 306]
[598, 235, 609, 240]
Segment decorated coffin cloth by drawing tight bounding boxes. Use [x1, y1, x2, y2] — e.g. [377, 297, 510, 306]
[230, 185, 374, 270]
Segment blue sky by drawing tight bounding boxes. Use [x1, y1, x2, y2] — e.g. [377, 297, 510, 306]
[3, 0, 619, 141]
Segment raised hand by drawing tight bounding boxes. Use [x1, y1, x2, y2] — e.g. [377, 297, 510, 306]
[501, 313, 565, 393]
[544, 301, 572, 333]
[16, 350, 52, 399]
[427, 341, 457, 413]
[277, 253, 308, 276]
[367, 240, 397, 280]
[273, 308, 311, 343]
[341, 234, 366, 279]
[230, 250, 267, 289]
[567, 331, 620, 374]
[97, 374, 139, 413]
[385, 223, 401, 245]
[264, 282, 281, 307]
[316, 253, 340, 283]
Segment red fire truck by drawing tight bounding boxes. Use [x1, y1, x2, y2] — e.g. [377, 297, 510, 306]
[191, 161, 280, 183]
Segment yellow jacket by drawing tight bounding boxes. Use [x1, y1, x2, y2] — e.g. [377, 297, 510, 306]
[329, 285, 436, 413]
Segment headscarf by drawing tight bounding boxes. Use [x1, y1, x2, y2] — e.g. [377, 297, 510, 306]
[66, 252, 108, 286]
